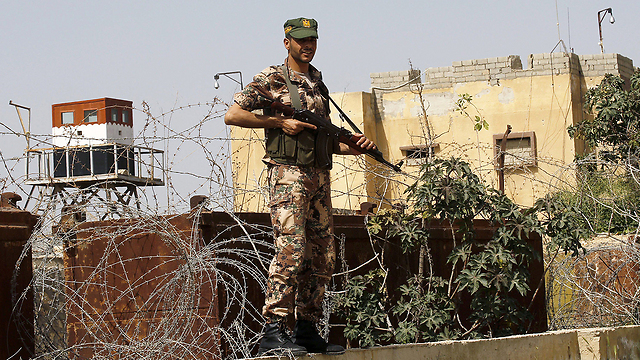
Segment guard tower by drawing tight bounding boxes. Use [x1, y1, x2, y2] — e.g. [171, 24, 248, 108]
[51, 97, 134, 147]
[25, 98, 164, 218]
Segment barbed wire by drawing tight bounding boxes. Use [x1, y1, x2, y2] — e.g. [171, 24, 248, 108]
[1, 92, 639, 359]
[547, 234, 640, 329]
[3, 98, 272, 359]
[1, 96, 412, 359]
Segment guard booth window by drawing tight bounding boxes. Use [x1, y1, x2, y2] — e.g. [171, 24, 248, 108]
[84, 110, 98, 123]
[110, 108, 119, 122]
[61, 112, 74, 125]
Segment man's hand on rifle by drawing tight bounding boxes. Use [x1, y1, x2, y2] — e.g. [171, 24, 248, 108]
[278, 116, 317, 135]
[225, 103, 317, 135]
[339, 133, 377, 155]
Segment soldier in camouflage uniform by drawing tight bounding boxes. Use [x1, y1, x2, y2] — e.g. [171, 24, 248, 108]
[225, 17, 376, 356]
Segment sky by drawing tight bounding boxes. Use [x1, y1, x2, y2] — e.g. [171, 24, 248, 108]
[1, 0, 638, 208]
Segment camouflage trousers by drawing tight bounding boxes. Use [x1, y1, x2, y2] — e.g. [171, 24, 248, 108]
[263, 163, 335, 323]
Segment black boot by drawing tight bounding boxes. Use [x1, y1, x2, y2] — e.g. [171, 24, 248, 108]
[292, 320, 345, 355]
[257, 321, 308, 356]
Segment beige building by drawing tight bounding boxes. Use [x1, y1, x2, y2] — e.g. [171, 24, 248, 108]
[229, 52, 635, 213]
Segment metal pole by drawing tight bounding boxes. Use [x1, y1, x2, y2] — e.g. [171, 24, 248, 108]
[597, 8, 614, 54]
[9, 100, 31, 149]
[598, 11, 605, 53]
[213, 71, 244, 89]
[498, 125, 512, 194]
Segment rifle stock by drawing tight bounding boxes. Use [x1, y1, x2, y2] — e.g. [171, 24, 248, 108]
[255, 88, 402, 172]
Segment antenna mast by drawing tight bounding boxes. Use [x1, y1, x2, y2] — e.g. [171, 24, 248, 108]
[9, 100, 31, 149]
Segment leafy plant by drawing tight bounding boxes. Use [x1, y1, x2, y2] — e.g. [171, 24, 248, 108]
[455, 93, 489, 132]
[334, 269, 393, 348]
[564, 70, 640, 235]
[336, 157, 588, 346]
[392, 275, 457, 343]
[568, 70, 640, 162]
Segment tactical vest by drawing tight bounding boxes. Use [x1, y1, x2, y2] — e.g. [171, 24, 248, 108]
[265, 65, 336, 169]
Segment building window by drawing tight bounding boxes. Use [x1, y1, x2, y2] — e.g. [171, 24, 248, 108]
[123, 110, 131, 123]
[493, 131, 537, 168]
[399, 144, 439, 166]
[84, 109, 98, 123]
[61, 111, 74, 125]
[110, 108, 119, 122]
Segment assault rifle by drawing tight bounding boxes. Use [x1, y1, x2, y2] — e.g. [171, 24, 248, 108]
[255, 87, 403, 172]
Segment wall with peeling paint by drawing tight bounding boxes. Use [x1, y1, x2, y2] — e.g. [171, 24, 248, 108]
[378, 70, 581, 206]
[368, 52, 635, 207]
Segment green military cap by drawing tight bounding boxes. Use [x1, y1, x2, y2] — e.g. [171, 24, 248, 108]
[284, 17, 318, 39]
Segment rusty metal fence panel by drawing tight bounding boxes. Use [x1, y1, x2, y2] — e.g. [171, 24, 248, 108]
[1, 207, 545, 358]
[0, 206, 37, 359]
[64, 214, 219, 359]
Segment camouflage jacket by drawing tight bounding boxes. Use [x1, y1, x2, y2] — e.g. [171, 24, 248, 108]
[233, 60, 330, 119]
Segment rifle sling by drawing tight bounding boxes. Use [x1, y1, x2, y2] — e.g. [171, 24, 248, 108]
[280, 64, 302, 110]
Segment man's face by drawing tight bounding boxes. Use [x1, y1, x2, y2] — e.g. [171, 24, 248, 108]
[285, 36, 317, 64]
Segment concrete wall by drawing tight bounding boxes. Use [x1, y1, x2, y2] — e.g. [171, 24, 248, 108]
[254, 325, 640, 360]
[229, 126, 270, 212]
[418, 53, 633, 89]
[372, 54, 582, 206]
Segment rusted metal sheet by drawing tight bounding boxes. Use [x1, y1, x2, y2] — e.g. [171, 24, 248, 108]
[0, 201, 38, 359]
[64, 214, 219, 359]
[60, 209, 545, 358]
